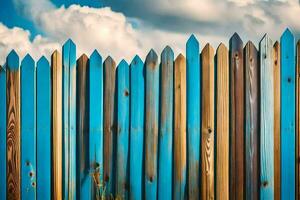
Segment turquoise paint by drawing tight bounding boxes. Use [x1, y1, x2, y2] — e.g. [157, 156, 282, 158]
[158, 46, 174, 200]
[89, 50, 103, 199]
[0, 64, 6, 200]
[21, 54, 36, 199]
[129, 55, 144, 200]
[186, 35, 200, 199]
[36, 56, 51, 200]
[280, 29, 295, 200]
[116, 60, 130, 199]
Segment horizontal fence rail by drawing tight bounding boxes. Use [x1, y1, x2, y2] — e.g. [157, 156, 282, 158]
[0, 28, 300, 200]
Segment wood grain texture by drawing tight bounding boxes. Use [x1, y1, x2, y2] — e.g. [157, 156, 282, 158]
[21, 54, 37, 200]
[144, 49, 159, 200]
[103, 56, 117, 197]
[186, 35, 201, 200]
[36, 56, 51, 200]
[116, 60, 130, 199]
[0, 64, 6, 200]
[52, 50, 62, 200]
[89, 50, 103, 199]
[229, 33, 244, 200]
[260, 35, 274, 199]
[244, 41, 259, 200]
[129, 55, 144, 200]
[297, 40, 300, 200]
[6, 50, 21, 200]
[76, 54, 89, 199]
[280, 29, 295, 200]
[158, 46, 174, 200]
[173, 54, 187, 200]
[216, 43, 229, 200]
[273, 41, 281, 200]
[201, 44, 215, 200]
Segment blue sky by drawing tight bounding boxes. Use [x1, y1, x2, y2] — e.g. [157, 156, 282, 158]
[0, 0, 299, 64]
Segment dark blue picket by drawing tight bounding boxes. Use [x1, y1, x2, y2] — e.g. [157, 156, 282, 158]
[129, 55, 144, 200]
[158, 46, 174, 200]
[89, 50, 103, 198]
[116, 60, 130, 199]
[186, 34, 201, 199]
[145, 49, 160, 200]
[62, 39, 77, 199]
[36, 56, 51, 200]
[280, 28, 295, 200]
[21, 54, 36, 199]
[0, 64, 6, 200]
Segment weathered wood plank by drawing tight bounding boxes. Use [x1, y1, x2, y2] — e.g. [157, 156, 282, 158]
[297, 40, 300, 200]
[76, 54, 89, 199]
[37, 56, 51, 200]
[62, 39, 77, 199]
[89, 50, 103, 199]
[280, 28, 295, 200]
[0, 64, 6, 200]
[158, 46, 174, 200]
[244, 41, 259, 200]
[201, 44, 215, 200]
[52, 50, 62, 200]
[0, 63, 6, 198]
[273, 41, 281, 200]
[216, 43, 229, 200]
[6, 50, 21, 200]
[229, 33, 244, 200]
[103, 56, 117, 197]
[129, 55, 144, 200]
[116, 60, 130, 199]
[21, 54, 36, 200]
[173, 54, 187, 200]
[145, 49, 159, 200]
[260, 35, 274, 199]
[186, 35, 200, 199]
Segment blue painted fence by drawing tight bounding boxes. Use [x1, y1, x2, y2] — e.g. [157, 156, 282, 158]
[0, 29, 298, 199]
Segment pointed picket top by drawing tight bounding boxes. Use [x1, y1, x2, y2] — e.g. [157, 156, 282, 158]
[6, 50, 19, 70]
[230, 32, 243, 43]
[118, 59, 129, 67]
[187, 34, 199, 48]
[52, 50, 61, 57]
[146, 49, 158, 66]
[37, 56, 49, 68]
[217, 43, 228, 53]
[274, 41, 280, 48]
[131, 55, 143, 66]
[202, 43, 214, 56]
[175, 53, 185, 62]
[161, 45, 174, 63]
[260, 34, 272, 43]
[79, 54, 88, 61]
[90, 50, 102, 61]
[260, 34, 273, 51]
[63, 39, 76, 49]
[104, 56, 116, 69]
[162, 45, 174, 56]
[281, 28, 294, 41]
[246, 40, 257, 51]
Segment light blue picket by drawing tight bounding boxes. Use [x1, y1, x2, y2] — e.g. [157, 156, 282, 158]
[129, 55, 144, 200]
[158, 46, 174, 200]
[0, 64, 6, 200]
[36, 56, 51, 200]
[116, 60, 130, 199]
[259, 35, 274, 199]
[280, 28, 295, 200]
[89, 50, 103, 199]
[186, 34, 201, 199]
[62, 39, 77, 199]
[145, 49, 160, 200]
[21, 54, 36, 199]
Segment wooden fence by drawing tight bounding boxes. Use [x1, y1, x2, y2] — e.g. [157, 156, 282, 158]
[0, 28, 299, 200]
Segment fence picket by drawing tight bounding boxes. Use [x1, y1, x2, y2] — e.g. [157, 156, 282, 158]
[37, 56, 51, 200]
[76, 54, 89, 199]
[273, 41, 281, 200]
[244, 41, 259, 200]
[280, 28, 295, 200]
[6, 50, 20, 200]
[103, 56, 117, 197]
[52, 50, 63, 200]
[0, 64, 6, 200]
[158, 46, 174, 200]
[216, 43, 229, 200]
[260, 35, 274, 199]
[229, 33, 244, 200]
[21, 54, 36, 199]
[129, 55, 144, 200]
[116, 60, 130, 199]
[89, 50, 103, 199]
[145, 49, 159, 200]
[186, 35, 201, 199]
